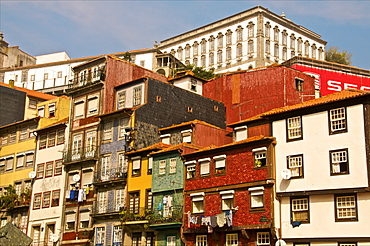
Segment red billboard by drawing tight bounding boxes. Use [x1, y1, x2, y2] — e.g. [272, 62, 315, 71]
[291, 64, 370, 96]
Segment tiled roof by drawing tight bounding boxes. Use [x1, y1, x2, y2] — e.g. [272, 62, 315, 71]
[0, 83, 57, 100]
[150, 142, 202, 155]
[183, 135, 274, 156]
[228, 89, 370, 126]
[125, 142, 171, 155]
[0, 117, 40, 130]
[159, 119, 226, 132]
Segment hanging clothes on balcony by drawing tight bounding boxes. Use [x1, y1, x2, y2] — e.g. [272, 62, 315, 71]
[70, 190, 77, 200]
[216, 212, 226, 227]
[225, 210, 232, 227]
[78, 189, 86, 202]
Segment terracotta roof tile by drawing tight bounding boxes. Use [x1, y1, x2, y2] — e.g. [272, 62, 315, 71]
[0, 83, 57, 100]
[159, 119, 226, 132]
[126, 142, 171, 155]
[150, 142, 203, 155]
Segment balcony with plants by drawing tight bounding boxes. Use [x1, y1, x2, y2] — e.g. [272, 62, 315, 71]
[93, 167, 127, 185]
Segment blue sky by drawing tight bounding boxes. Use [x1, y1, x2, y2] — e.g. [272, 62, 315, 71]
[1, 1, 369, 69]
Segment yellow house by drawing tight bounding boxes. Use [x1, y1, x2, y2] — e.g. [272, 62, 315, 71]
[126, 142, 170, 216]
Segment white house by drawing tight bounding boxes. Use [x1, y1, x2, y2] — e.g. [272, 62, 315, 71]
[266, 90, 370, 246]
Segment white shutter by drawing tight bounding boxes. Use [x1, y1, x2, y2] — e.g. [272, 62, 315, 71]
[132, 157, 141, 170]
[200, 161, 210, 175]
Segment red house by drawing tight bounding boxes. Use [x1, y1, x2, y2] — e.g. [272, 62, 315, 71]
[182, 135, 276, 246]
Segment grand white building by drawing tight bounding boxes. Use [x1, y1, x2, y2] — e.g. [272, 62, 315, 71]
[157, 6, 327, 73]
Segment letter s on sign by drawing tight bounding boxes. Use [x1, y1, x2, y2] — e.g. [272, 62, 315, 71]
[327, 80, 342, 92]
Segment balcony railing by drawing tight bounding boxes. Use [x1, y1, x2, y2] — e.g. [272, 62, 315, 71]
[63, 146, 98, 164]
[94, 167, 127, 183]
[92, 201, 124, 216]
[120, 207, 152, 222]
[147, 205, 183, 224]
[69, 72, 105, 90]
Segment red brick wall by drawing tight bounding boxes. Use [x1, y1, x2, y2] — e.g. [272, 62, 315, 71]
[203, 66, 316, 124]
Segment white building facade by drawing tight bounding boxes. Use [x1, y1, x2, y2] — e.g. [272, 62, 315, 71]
[269, 90, 370, 245]
[158, 6, 327, 74]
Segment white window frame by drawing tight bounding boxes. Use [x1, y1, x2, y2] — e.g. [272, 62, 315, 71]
[226, 233, 238, 246]
[291, 197, 309, 222]
[159, 160, 166, 175]
[256, 232, 270, 245]
[117, 90, 126, 110]
[112, 225, 122, 244]
[288, 154, 303, 178]
[249, 187, 264, 208]
[133, 86, 142, 106]
[287, 116, 302, 140]
[132, 156, 141, 176]
[191, 192, 205, 214]
[74, 99, 85, 119]
[167, 235, 176, 246]
[186, 161, 196, 179]
[160, 134, 171, 144]
[336, 195, 357, 220]
[214, 155, 226, 174]
[220, 190, 234, 210]
[199, 158, 210, 176]
[97, 191, 108, 213]
[103, 121, 113, 141]
[329, 107, 347, 133]
[234, 126, 247, 141]
[87, 94, 99, 116]
[196, 235, 207, 246]
[330, 149, 349, 175]
[169, 158, 177, 174]
[96, 227, 105, 245]
[181, 130, 192, 143]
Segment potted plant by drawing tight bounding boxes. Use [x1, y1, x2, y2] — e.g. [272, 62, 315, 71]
[0, 185, 18, 210]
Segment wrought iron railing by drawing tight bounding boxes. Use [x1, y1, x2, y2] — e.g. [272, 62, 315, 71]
[147, 205, 183, 224]
[63, 146, 98, 164]
[68, 72, 105, 90]
[94, 167, 127, 183]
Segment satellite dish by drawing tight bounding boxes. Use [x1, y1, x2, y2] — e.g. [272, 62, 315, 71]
[281, 169, 291, 180]
[73, 174, 81, 182]
[51, 234, 59, 242]
[29, 171, 36, 179]
[275, 240, 287, 246]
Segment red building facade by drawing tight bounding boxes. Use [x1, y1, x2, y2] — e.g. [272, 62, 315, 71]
[182, 136, 276, 246]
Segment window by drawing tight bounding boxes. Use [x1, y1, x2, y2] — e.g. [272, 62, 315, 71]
[1, 133, 8, 145]
[217, 33, 223, 48]
[217, 50, 222, 63]
[256, 232, 270, 245]
[51, 190, 60, 207]
[253, 148, 267, 168]
[115, 188, 125, 212]
[101, 155, 111, 181]
[133, 86, 142, 106]
[160, 134, 171, 144]
[85, 130, 96, 157]
[48, 131, 56, 147]
[247, 22, 254, 38]
[96, 227, 105, 246]
[190, 78, 197, 92]
[295, 78, 304, 92]
[74, 99, 85, 119]
[167, 236, 176, 246]
[265, 40, 270, 54]
[214, 155, 226, 174]
[97, 191, 108, 213]
[330, 148, 349, 175]
[15, 182, 22, 196]
[185, 44, 191, 58]
[103, 121, 113, 141]
[220, 190, 234, 210]
[287, 154, 304, 178]
[291, 197, 309, 223]
[32, 226, 41, 244]
[236, 43, 243, 57]
[199, 158, 210, 176]
[226, 30, 232, 45]
[297, 38, 303, 54]
[329, 107, 347, 134]
[209, 52, 214, 66]
[146, 189, 153, 211]
[282, 47, 287, 60]
[39, 134, 47, 149]
[181, 130, 192, 143]
[159, 160, 166, 175]
[42, 191, 51, 208]
[87, 94, 99, 115]
[0, 159, 4, 173]
[16, 154, 25, 168]
[177, 47, 183, 60]
[140, 60, 145, 67]
[274, 44, 279, 58]
[287, 116, 302, 141]
[273, 27, 279, 42]
[9, 131, 16, 144]
[37, 163, 44, 179]
[132, 232, 141, 246]
[37, 106, 45, 117]
[201, 39, 207, 54]
[118, 152, 127, 174]
[191, 193, 204, 214]
[129, 192, 140, 214]
[118, 118, 130, 139]
[25, 152, 34, 167]
[335, 195, 357, 221]
[304, 41, 310, 57]
[57, 129, 65, 145]
[132, 156, 141, 176]
[201, 55, 206, 68]
[19, 128, 28, 141]
[112, 225, 122, 245]
[5, 156, 14, 171]
[226, 233, 238, 246]
[48, 103, 56, 118]
[117, 91, 126, 110]
[65, 213, 75, 230]
[169, 158, 176, 173]
[226, 47, 232, 60]
[186, 162, 196, 179]
[265, 22, 271, 38]
[196, 235, 207, 246]
[234, 126, 247, 141]
[45, 161, 53, 177]
[54, 159, 62, 176]
[193, 42, 199, 56]
[148, 157, 153, 175]
[282, 30, 288, 45]
[72, 134, 82, 161]
[249, 187, 264, 209]
[33, 193, 41, 209]
[79, 211, 90, 228]
[209, 36, 215, 51]
[248, 40, 254, 54]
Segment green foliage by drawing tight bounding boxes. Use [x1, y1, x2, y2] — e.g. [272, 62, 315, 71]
[174, 64, 216, 80]
[122, 52, 132, 62]
[325, 46, 352, 65]
[0, 185, 18, 210]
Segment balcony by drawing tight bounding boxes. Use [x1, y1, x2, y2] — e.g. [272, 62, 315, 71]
[63, 146, 98, 164]
[147, 205, 183, 226]
[120, 207, 152, 224]
[68, 72, 105, 91]
[91, 200, 124, 217]
[94, 167, 127, 184]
